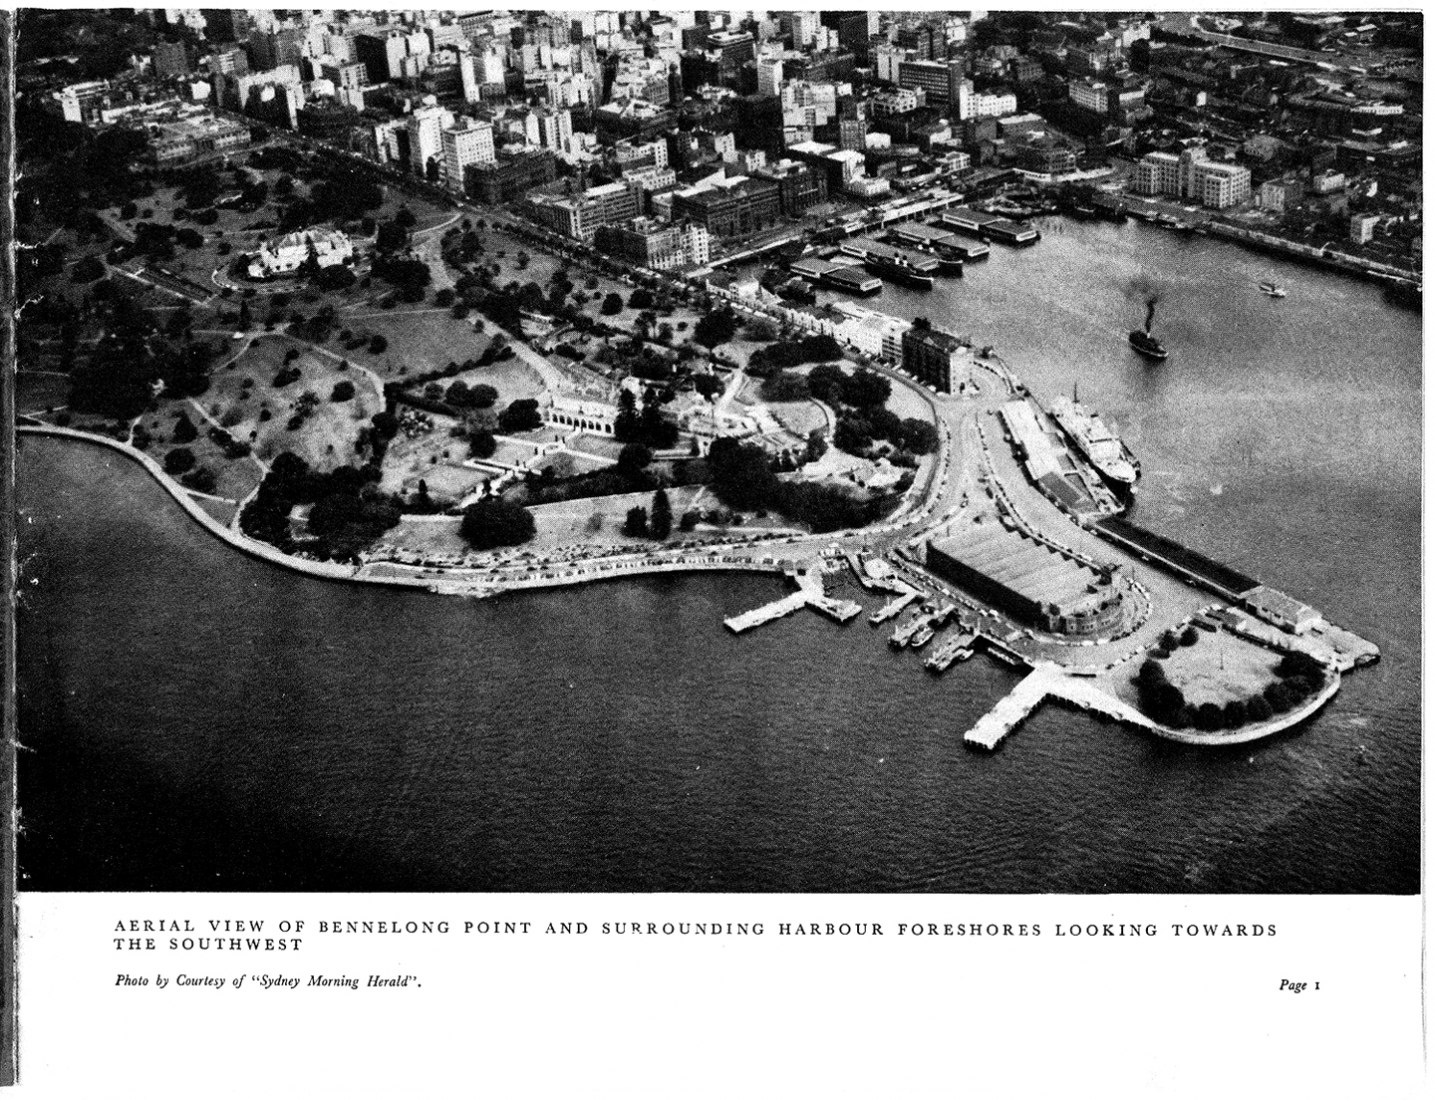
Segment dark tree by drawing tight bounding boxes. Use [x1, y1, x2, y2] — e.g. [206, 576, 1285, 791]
[617, 443, 652, 477]
[650, 488, 673, 539]
[172, 413, 198, 444]
[375, 221, 408, 253]
[614, 389, 640, 442]
[692, 373, 724, 399]
[844, 368, 891, 410]
[707, 437, 778, 511]
[693, 307, 739, 349]
[459, 498, 535, 549]
[833, 415, 872, 456]
[331, 380, 356, 402]
[164, 447, 196, 475]
[469, 429, 497, 459]
[898, 418, 939, 455]
[806, 363, 849, 405]
[498, 398, 542, 433]
[805, 429, 828, 463]
[622, 506, 649, 538]
[601, 292, 624, 316]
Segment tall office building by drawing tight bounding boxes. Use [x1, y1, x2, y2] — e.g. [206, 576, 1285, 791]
[442, 119, 496, 191]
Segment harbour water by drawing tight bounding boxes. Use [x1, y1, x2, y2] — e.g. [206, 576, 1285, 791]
[15, 218, 1420, 893]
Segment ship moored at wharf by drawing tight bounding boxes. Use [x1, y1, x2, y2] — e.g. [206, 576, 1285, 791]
[940, 206, 1041, 246]
[884, 222, 972, 271]
[788, 256, 882, 296]
[838, 236, 941, 289]
[1048, 394, 1140, 489]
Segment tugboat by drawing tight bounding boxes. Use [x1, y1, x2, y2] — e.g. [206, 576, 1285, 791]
[1129, 297, 1169, 360]
[1129, 328, 1169, 360]
[1258, 281, 1288, 298]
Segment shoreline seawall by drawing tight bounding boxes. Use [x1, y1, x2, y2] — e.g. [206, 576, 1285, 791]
[17, 426, 789, 597]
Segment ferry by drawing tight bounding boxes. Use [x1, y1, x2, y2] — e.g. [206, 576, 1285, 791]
[839, 236, 940, 290]
[883, 225, 967, 274]
[1049, 393, 1141, 489]
[940, 207, 1041, 247]
[1258, 281, 1288, 298]
[1092, 195, 1129, 222]
[925, 633, 976, 673]
[922, 228, 990, 261]
[789, 256, 882, 296]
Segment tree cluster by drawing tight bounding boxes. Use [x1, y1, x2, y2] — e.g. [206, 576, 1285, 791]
[371, 255, 432, 303]
[746, 334, 845, 375]
[497, 398, 543, 434]
[1134, 639, 1329, 731]
[239, 454, 399, 561]
[614, 389, 678, 450]
[693, 307, 739, 350]
[459, 497, 536, 550]
[705, 436, 900, 533]
[68, 306, 218, 420]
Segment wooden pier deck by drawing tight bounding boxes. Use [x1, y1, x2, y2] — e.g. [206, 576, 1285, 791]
[810, 595, 864, 624]
[964, 670, 1053, 749]
[870, 591, 919, 625]
[725, 566, 863, 633]
[964, 667, 1158, 749]
[725, 592, 810, 633]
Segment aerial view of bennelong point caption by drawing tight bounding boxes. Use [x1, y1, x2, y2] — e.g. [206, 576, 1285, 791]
[14, 6, 1407, 767]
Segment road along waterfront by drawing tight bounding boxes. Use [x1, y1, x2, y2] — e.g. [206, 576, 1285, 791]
[16, 217, 1419, 893]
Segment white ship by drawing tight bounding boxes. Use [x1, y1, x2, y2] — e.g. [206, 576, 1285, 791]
[1049, 392, 1140, 489]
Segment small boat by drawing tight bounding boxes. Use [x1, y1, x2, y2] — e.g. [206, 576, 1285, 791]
[909, 625, 935, 649]
[1128, 329, 1169, 360]
[1259, 281, 1288, 298]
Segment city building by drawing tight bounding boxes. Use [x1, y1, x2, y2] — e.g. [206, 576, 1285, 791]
[593, 217, 711, 270]
[1350, 214, 1379, 244]
[926, 521, 1125, 635]
[527, 179, 645, 242]
[1135, 145, 1252, 209]
[441, 119, 496, 191]
[148, 112, 251, 165]
[897, 58, 964, 108]
[901, 324, 967, 392]
[670, 175, 782, 238]
[1068, 78, 1109, 115]
[406, 101, 450, 179]
[754, 159, 828, 217]
[957, 80, 1018, 120]
[828, 303, 911, 360]
[247, 227, 353, 279]
[466, 151, 557, 204]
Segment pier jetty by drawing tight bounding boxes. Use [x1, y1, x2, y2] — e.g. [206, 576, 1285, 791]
[725, 567, 862, 633]
[724, 592, 811, 634]
[964, 670, 1052, 749]
[870, 591, 919, 625]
